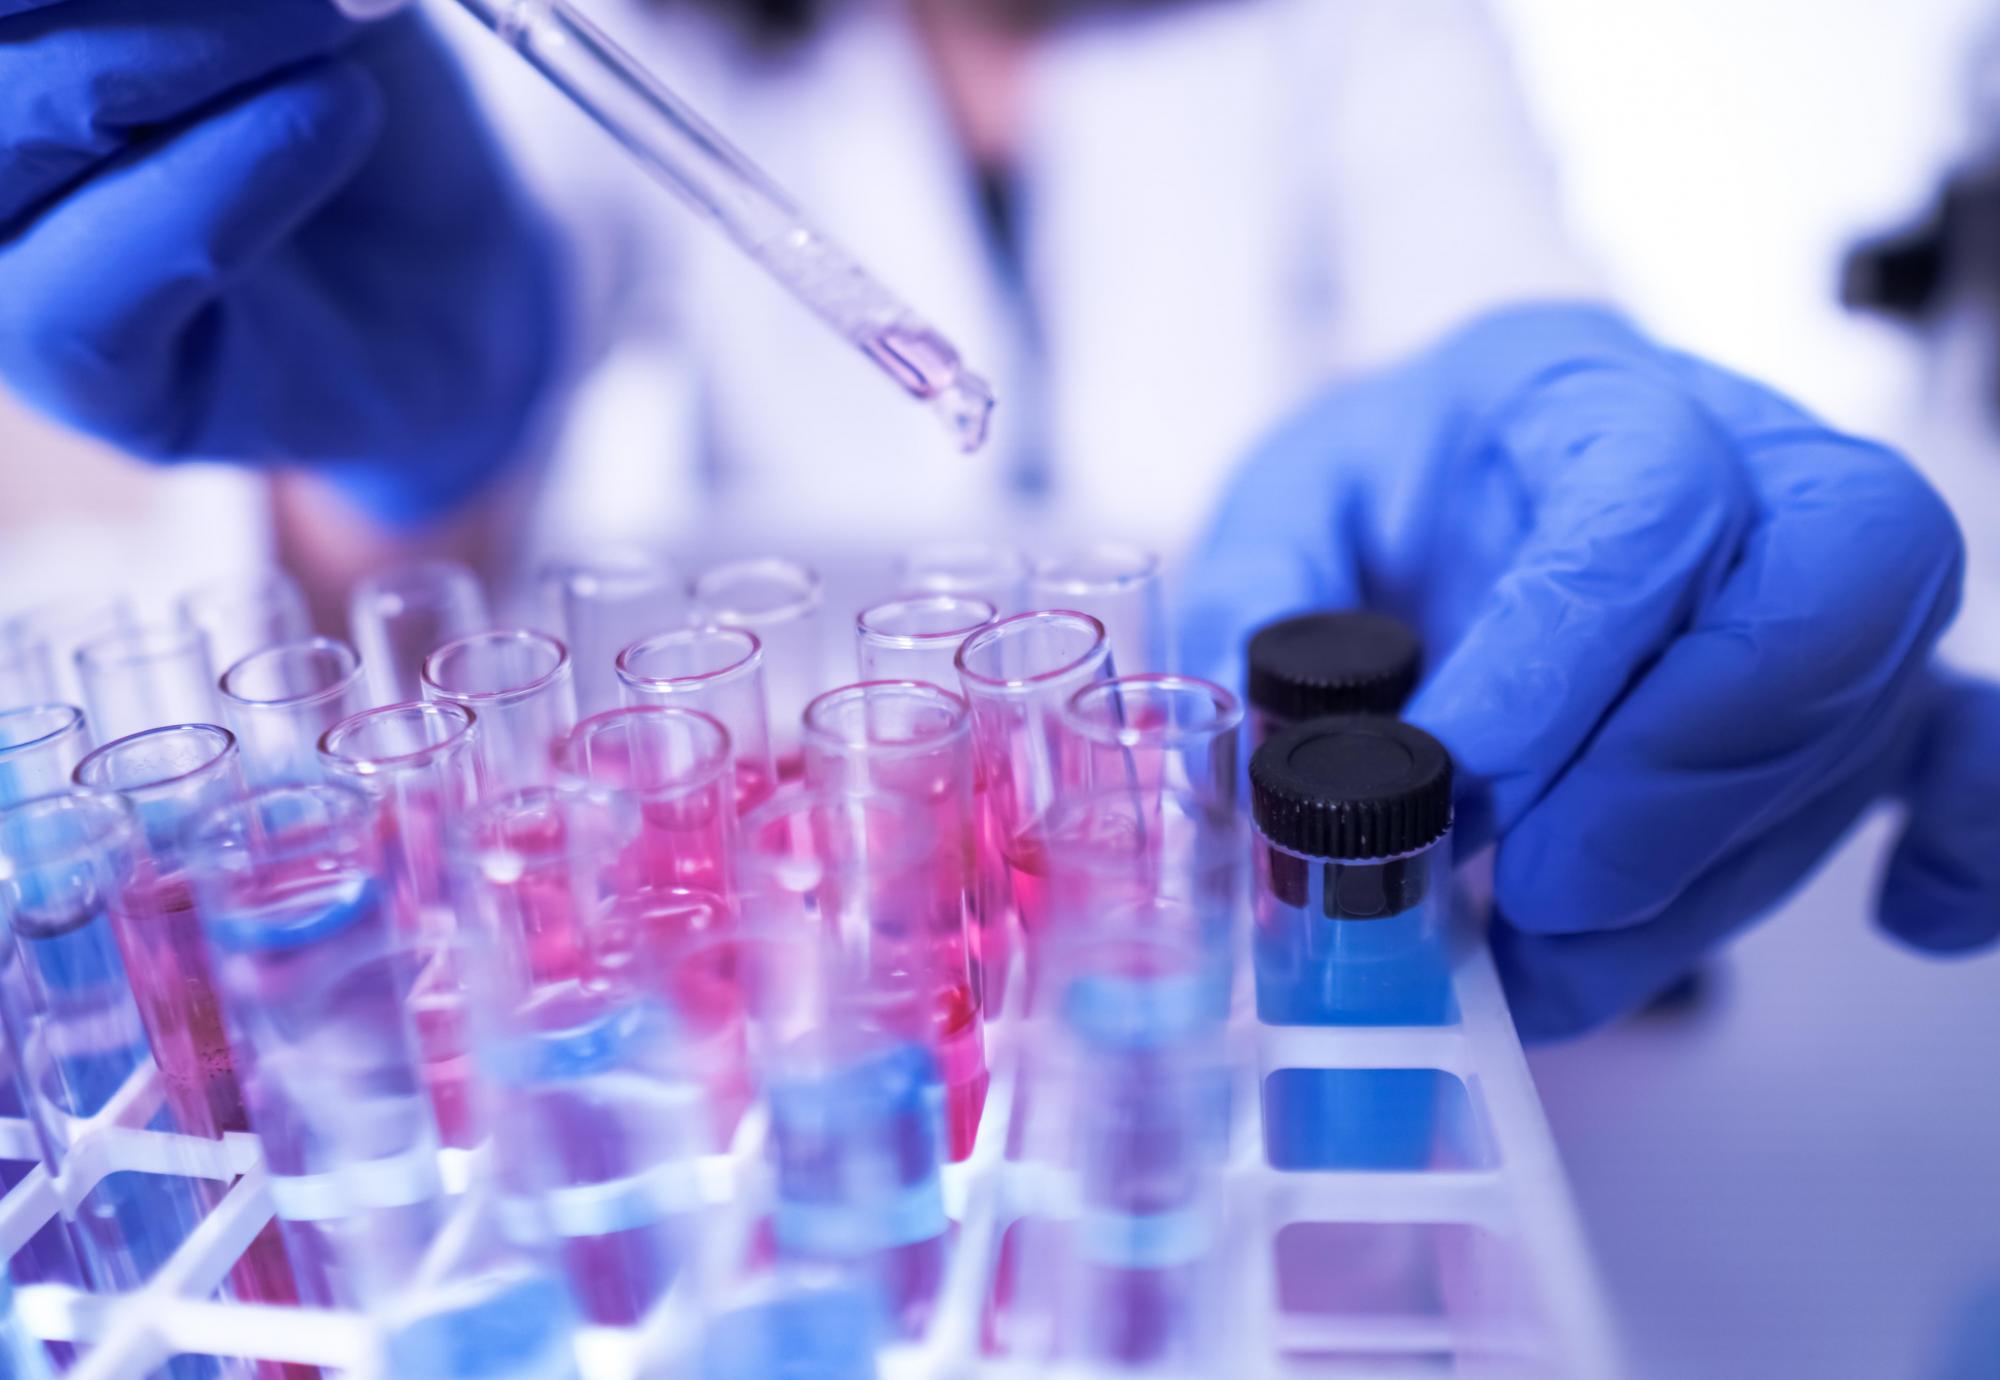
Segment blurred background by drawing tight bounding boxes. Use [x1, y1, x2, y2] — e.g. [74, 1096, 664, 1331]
[3, 2, 1996, 1376]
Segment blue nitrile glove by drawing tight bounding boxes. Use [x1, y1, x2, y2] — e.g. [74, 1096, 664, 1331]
[0, 0, 562, 526]
[1182, 303, 2000, 1039]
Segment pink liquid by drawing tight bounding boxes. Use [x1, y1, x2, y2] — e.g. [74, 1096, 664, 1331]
[407, 943, 478, 1148]
[108, 869, 311, 1367]
[735, 760, 777, 815]
[934, 985, 988, 1162]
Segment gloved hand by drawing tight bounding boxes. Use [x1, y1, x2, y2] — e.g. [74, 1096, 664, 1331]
[0, 0, 561, 525]
[1182, 303, 2000, 1039]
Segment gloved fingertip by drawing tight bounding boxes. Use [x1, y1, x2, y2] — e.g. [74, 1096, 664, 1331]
[1878, 854, 2000, 954]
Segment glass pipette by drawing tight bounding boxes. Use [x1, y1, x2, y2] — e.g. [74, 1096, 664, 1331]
[427, 0, 997, 451]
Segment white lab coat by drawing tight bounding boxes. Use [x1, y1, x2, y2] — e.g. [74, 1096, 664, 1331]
[434, 0, 1596, 569]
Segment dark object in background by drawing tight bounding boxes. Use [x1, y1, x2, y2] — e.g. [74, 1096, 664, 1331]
[1844, 163, 2000, 324]
[669, 0, 1205, 43]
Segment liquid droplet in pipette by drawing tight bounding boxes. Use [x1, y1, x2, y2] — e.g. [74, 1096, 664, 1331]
[863, 324, 997, 454]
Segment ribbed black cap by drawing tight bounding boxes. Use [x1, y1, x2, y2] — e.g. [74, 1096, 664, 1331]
[1251, 715, 1453, 860]
[1246, 611, 1421, 723]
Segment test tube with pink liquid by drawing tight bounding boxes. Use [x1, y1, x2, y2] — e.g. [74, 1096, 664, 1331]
[68, 725, 310, 1345]
[319, 702, 485, 1147]
[617, 626, 779, 814]
[953, 611, 1112, 999]
[801, 683, 986, 1157]
[451, 786, 725, 1326]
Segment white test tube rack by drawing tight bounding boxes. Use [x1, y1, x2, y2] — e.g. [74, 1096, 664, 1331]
[0, 906, 1623, 1379]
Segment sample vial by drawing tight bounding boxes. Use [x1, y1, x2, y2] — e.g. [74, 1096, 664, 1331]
[1244, 610, 1421, 746]
[1248, 715, 1454, 1026]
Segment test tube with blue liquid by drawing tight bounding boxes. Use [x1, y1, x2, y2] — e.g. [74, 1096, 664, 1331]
[451, 786, 721, 1327]
[188, 783, 448, 1308]
[0, 793, 222, 1379]
[1024, 930, 1232, 1372]
[738, 790, 956, 1340]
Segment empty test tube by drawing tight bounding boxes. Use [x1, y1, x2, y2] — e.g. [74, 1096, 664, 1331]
[0, 705, 92, 807]
[0, 633, 55, 715]
[451, 786, 722, 1326]
[0, 793, 212, 1297]
[319, 702, 485, 1147]
[854, 595, 997, 687]
[2, 598, 135, 710]
[898, 541, 1030, 614]
[74, 624, 219, 743]
[188, 784, 447, 1308]
[424, 630, 578, 794]
[220, 638, 367, 786]
[617, 626, 778, 814]
[954, 611, 1112, 992]
[689, 560, 824, 778]
[176, 569, 313, 677]
[538, 552, 682, 718]
[351, 560, 489, 707]
[1029, 545, 1168, 675]
[800, 684, 986, 1156]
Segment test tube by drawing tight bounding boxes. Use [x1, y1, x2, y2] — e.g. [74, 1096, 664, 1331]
[558, 706, 737, 922]
[75, 624, 219, 743]
[897, 541, 1030, 614]
[449, 786, 720, 1326]
[1025, 928, 1231, 1372]
[350, 560, 489, 708]
[739, 790, 955, 1334]
[689, 559, 824, 778]
[954, 612, 1111, 991]
[319, 703, 484, 1146]
[423, 629, 577, 794]
[188, 783, 447, 1308]
[0, 705, 92, 807]
[854, 595, 997, 688]
[800, 684, 986, 1157]
[1244, 609, 1422, 746]
[1028, 545, 1168, 675]
[3, 597, 136, 709]
[0, 634, 55, 713]
[617, 626, 778, 814]
[219, 639, 367, 787]
[0, 793, 212, 1295]
[71, 725, 251, 1140]
[537, 552, 682, 718]
[176, 570, 313, 676]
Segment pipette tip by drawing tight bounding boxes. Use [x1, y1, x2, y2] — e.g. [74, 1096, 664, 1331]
[936, 372, 996, 454]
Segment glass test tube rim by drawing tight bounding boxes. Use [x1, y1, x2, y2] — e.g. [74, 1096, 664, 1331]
[1063, 674, 1244, 753]
[558, 703, 734, 800]
[72, 722, 238, 797]
[3, 595, 133, 647]
[422, 628, 573, 709]
[72, 622, 211, 677]
[898, 540, 1029, 592]
[616, 624, 765, 694]
[854, 594, 999, 653]
[189, 779, 375, 872]
[0, 704, 87, 760]
[802, 680, 971, 761]
[689, 557, 825, 623]
[219, 637, 364, 712]
[351, 558, 485, 614]
[538, 549, 677, 598]
[953, 609, 1110, 695]
[319, 701, 479, 778]
[175, 567, 306, 626]
[0, 787, 138, 887]
[1028, 542, 1163, 597]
